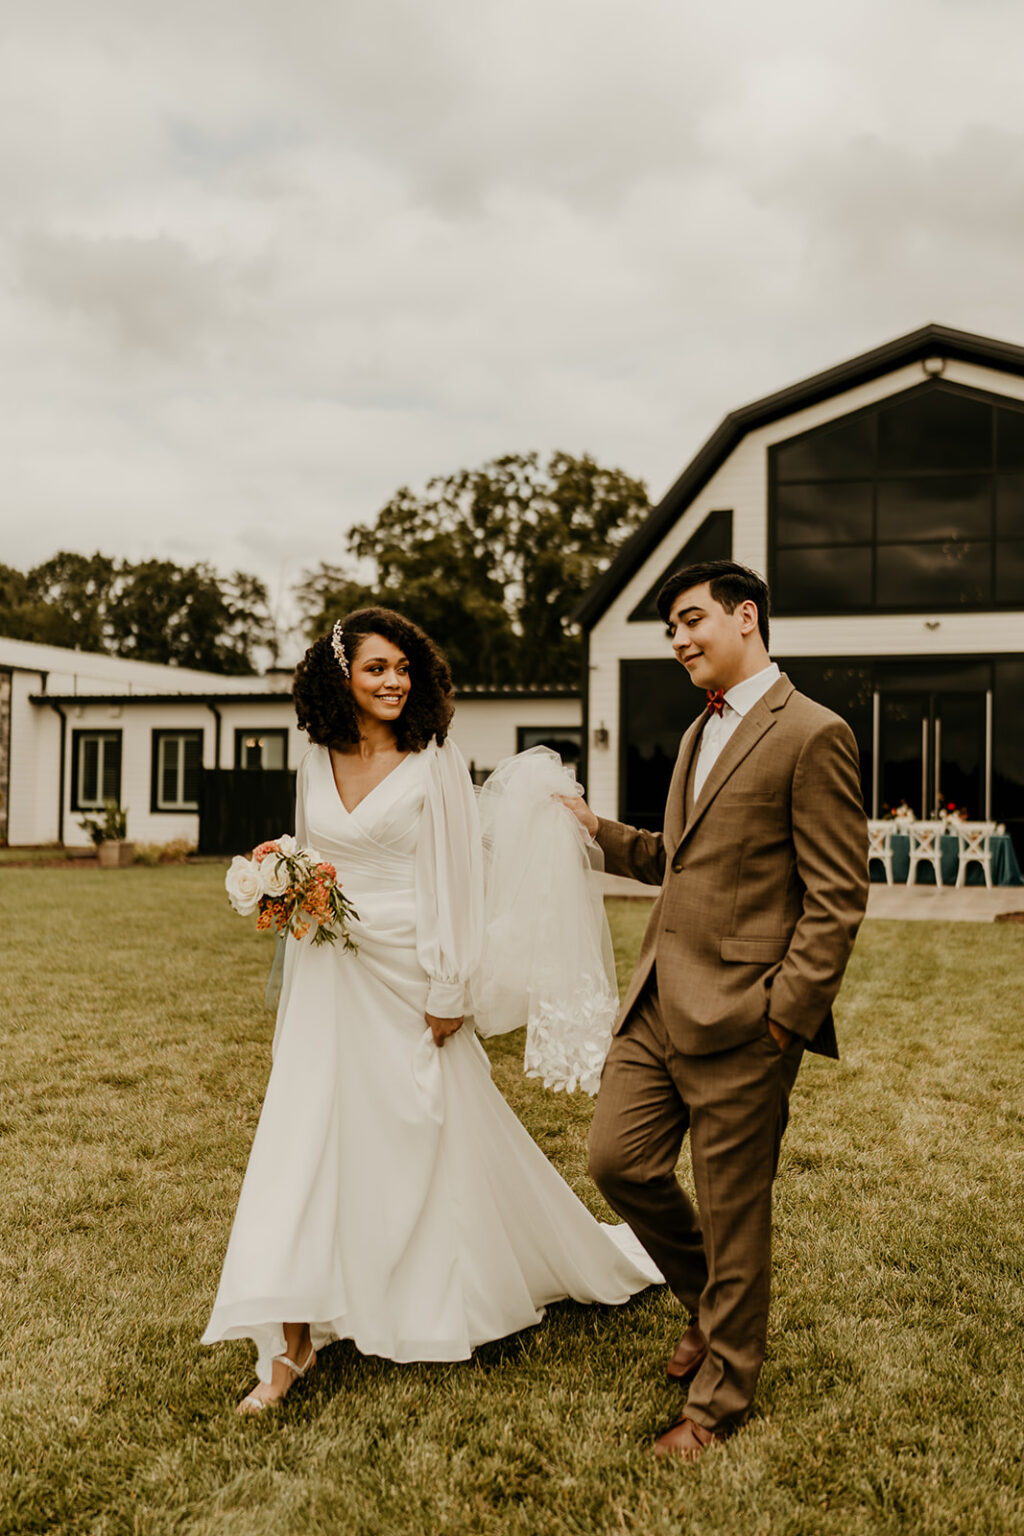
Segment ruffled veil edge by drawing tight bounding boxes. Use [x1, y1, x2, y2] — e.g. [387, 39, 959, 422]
[471, 746, 618, 1095]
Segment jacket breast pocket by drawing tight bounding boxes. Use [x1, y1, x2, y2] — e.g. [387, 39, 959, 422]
[720, 936, 789, 963]
[720, 790, 778, 805]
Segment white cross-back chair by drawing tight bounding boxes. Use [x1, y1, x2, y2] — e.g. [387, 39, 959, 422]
[907, 821, 945, 886]
[952, 820, 997, 889]
[866, 820, 896, 885]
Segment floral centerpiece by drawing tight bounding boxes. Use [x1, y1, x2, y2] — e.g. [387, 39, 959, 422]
[225, 834, 359, 950]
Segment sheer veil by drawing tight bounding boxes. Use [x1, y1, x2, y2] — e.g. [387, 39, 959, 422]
[472, 747, 618, 1094]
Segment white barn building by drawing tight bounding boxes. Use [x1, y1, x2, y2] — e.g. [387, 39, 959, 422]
[0, 636, 580, 849]
[574, 324, 1024, 856]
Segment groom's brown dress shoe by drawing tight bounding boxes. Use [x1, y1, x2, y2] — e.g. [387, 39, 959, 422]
[652, 1415, 727, 1461]
[665, 1323, 708, 1383]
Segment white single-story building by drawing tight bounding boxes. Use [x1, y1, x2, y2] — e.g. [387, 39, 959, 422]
[0, 636, 580, 848]
[574, 323, 1024, 857]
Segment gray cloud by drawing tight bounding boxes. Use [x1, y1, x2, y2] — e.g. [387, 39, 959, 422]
[4, 0, 1024, 624]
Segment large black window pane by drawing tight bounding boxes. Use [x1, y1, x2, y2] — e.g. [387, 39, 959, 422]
[628, 510, 733, 622]
[877, 387, 992, 473]
[876, 475, 991, 543]
[775, 482, 872, 547]
[774, 546, 872, 611]
[620, 659, 706, 828]
[773, 413, 876, 481]
[995, 540, 1024, 603]
[876, 541, 991, 607]
[996, 474, 1024, 537]
[995, 406, 1024, 471]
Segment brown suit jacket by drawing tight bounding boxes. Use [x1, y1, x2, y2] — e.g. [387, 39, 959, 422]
[597, 674, 869, 1058]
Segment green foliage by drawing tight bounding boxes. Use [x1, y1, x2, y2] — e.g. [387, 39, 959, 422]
[75, 798, 128, 845]
[0, 552, 276, 672]
[295, 451, 650, 686]
[2, 871, 1024, 1533]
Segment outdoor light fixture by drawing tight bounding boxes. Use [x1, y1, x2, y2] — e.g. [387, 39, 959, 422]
[593, 722, 610, 748]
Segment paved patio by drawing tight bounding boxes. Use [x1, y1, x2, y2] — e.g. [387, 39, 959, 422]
[602, 872, 1024, 922]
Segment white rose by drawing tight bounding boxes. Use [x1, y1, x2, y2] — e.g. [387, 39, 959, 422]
[276, 834, 298, 856]
[225, 855, 262, 916]
[258, 852, 292, 898]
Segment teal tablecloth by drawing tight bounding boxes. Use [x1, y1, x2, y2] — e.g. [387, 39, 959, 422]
[870, 832, 1023, 886]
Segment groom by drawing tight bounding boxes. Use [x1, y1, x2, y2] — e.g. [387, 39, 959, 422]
[566, 559, 868, 1460]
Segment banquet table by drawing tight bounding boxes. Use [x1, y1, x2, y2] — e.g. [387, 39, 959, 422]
[870, 831, 1023, 886]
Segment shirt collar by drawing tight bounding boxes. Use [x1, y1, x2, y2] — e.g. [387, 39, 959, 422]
[723, 662, 780, 719]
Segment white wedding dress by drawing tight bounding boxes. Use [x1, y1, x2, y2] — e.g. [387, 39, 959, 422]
[202, 739, 660, 1382]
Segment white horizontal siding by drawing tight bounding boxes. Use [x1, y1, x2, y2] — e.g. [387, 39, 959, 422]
[451, 697, 581, 776]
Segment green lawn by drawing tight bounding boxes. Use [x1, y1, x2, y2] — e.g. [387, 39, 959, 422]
[1, 867, 1023, 1535]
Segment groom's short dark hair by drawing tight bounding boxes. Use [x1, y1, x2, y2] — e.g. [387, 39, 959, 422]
[656, 560, 770, 648]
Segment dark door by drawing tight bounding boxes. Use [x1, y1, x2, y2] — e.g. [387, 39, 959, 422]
[878, 690, 988, 819]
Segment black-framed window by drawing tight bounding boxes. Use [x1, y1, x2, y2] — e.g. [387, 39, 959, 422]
[628, 510, 734, 622]
[770, 381, 1024, 614]
[234, 728, 288, 770]
[516, 725, 583, 773]
[152, 730, 202, 812]
[71, 730, 122, 811]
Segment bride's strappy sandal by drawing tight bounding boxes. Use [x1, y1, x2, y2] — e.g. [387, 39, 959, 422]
[237, 1343, 317, 1415]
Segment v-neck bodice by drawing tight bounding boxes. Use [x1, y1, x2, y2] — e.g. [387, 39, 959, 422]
[328, 749, 416, 817]
[303, 745, 428, 895]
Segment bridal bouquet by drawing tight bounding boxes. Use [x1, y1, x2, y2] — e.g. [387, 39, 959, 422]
[225, 834, 359, 951]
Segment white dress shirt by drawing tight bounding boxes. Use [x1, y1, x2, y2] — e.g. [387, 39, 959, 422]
[692, 662, 781, 802]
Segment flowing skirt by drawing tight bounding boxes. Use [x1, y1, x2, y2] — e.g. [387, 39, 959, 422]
[202, 916, 660, 1382]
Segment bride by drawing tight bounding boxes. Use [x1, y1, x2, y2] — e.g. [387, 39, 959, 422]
[202, 605, 660, 1411]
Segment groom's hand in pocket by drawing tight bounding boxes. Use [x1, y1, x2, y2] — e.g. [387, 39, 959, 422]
[427, 1013, 463, 1048]
[767, 1017, 794, 1051]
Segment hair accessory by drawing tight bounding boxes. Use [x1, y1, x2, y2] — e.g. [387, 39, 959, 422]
[331, 620, 350, 679]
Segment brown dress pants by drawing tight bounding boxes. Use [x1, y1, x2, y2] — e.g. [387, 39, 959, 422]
[588, 978, 804, 1432]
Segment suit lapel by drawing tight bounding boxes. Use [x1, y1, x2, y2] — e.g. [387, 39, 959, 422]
[674, 674, 793, 850]
[664, 713, 706, 853]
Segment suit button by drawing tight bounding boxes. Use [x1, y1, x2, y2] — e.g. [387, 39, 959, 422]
[672, 861, 683, 873]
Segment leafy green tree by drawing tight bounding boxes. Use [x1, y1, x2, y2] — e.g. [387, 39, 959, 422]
[0, 563, 68, 645]
[0, 552, 276, 674]
[24, 551, 118, 650]
[296, 452, 649, 685]
[108, 561, 274, 673]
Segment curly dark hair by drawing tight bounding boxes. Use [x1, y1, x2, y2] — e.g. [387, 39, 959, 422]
[292, 606, 455, 750]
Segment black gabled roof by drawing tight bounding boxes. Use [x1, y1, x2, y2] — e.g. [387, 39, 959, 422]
[573, 323, 1024, 629]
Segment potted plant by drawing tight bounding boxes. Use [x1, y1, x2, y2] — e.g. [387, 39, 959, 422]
[77, 800, 134, 867]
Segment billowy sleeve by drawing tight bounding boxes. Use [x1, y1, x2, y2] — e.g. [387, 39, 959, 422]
[415, 739, 484, 1018]
[268, 747, 314, 1045]
[294, 748, 312, 846]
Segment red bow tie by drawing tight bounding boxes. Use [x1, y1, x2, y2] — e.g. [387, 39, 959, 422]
[706, 689, 726, 717]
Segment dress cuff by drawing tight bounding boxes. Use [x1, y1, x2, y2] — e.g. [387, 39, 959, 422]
[426, 977, 465, 1018]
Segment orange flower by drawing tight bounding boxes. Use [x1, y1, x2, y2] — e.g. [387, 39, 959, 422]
[252, 840, 280, 863]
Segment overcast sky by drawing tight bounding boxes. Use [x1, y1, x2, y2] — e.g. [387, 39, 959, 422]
[5, 0, 1024, 626]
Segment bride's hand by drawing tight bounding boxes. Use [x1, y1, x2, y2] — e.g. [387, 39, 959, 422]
[558, 794, 599, 838]
[427, 1012, 463, 1048]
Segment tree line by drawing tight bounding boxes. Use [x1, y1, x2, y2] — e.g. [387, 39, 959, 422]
[1, 452, 649, 685]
